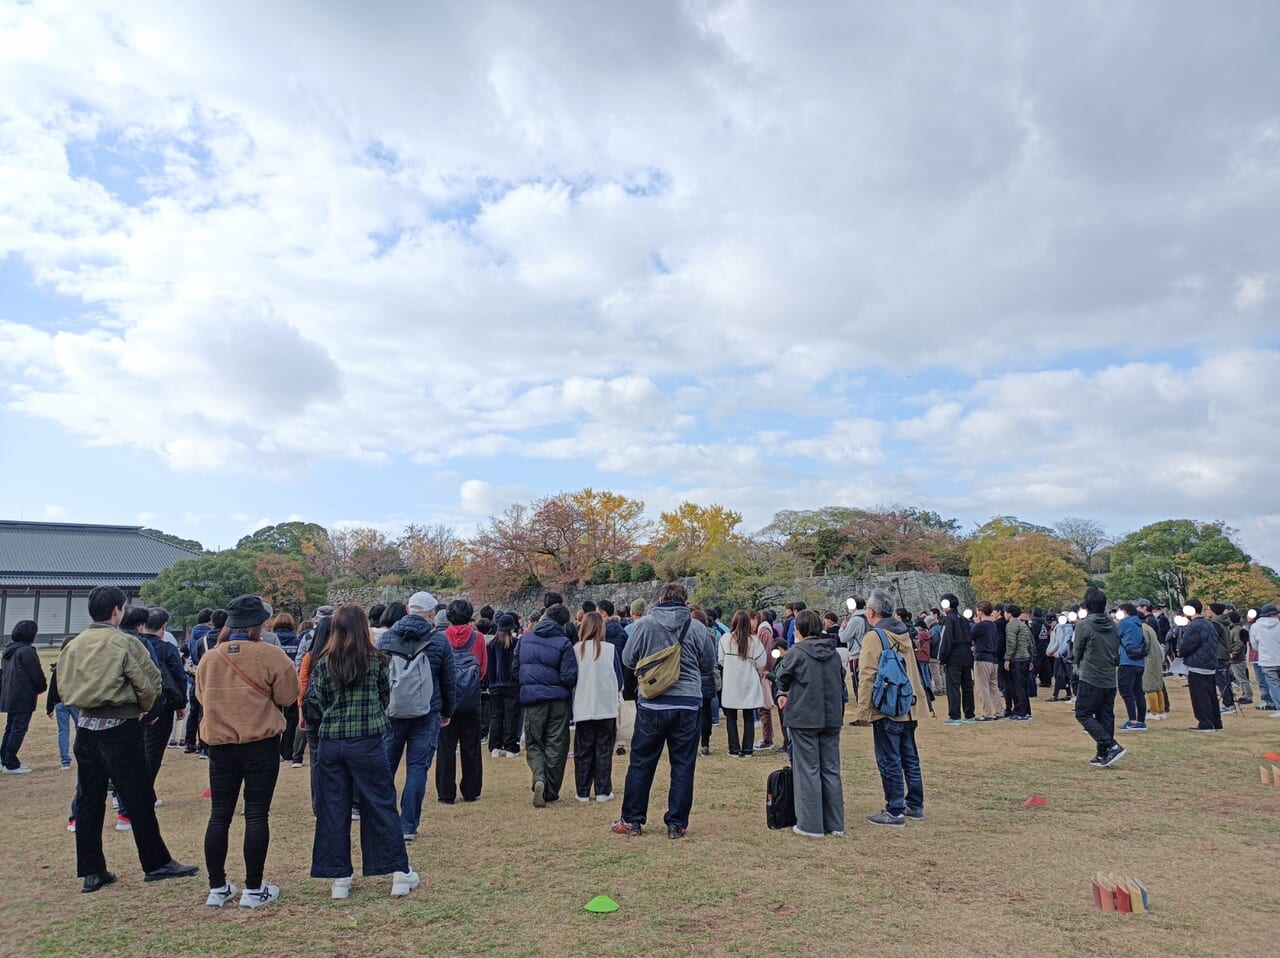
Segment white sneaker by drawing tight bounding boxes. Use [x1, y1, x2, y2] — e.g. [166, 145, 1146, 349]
[575, 795, 591, 803]
[331, 876, 353, 900]
[239, 883, 280, 909]
[206, 882, 238, 908]
[490, 749, 501, 759]
[1270, 711, 1280, 718]
[154, 798, 164, 808]
[595, 793, 615, 802]
[1, 765, 32, 774]
[499, 750, 508, 757]
[391, 869, 420, 897]
[112, 796, 120, 809]
[291, 761, 302, 768]
[350, 809, 361, 821]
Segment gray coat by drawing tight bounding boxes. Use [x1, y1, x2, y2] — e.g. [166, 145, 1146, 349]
[776, 635, 844, 730]
[622, 603, 715, 709]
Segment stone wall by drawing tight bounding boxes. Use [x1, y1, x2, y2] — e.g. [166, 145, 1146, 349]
[329, 570, 972, 618]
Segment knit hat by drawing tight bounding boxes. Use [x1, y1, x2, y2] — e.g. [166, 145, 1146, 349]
[315, 605, 335, 618]
[226, 595, 270, 629]
[497, 613, 518, 631]
[407, 591, 438, 613]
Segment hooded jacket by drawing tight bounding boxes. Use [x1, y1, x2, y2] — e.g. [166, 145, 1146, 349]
[1047, 622, 1074, 658]
[0, 640, 46, 713]
[1177, 617, 1220, 672]
[777, 633, 845, 729]
[445, 623, 488, 689]
[839, 611, 867, 658]
[376, 614, 457, 720]
[937, 611, 974, 668]
[56, 622, 161, 719]
[1072, 613, 1120, 689]
[514, 617, 577, 705]
[855, 619, 929, 723]
[620, 603, 715, 710]
[1116, 616, 1147, 668]
[486, 634, 520, 689]
[1251, 615, 1280, 667]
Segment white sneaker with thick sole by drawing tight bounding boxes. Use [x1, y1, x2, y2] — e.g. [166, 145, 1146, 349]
[154, 798, 164, 808]
[391, 870, 420, 897]
[205, 882, 238, 908]
[1, 765, 32, 774]
[491, 749, 501, 758]
[331, 876, 353, 900]
[239, 884, 280, 909]
[595, 793, 615, 802]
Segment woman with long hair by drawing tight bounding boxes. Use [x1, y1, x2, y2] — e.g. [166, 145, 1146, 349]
[486, 613, 522, 756]
[571, 611, 622, 801]
[718, 611, 766, 756]
[295, 616, 332, 785]
[309, 605, 418, 900]
[753, 610, 778, 749]
[196, 596, 299, 908]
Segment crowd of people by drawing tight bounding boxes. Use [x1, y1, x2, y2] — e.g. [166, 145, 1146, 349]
[1, 579, 1276, 907]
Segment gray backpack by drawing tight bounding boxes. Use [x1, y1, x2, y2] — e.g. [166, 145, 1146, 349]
[386, 644, 435, 719]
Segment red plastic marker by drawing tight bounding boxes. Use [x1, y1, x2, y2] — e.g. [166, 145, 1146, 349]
[200, 788, 212, 799]
[1024, 796, 1048, 807]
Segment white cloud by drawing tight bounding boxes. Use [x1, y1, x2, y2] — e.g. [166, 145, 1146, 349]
[1234, 274, 1269, 310]
[459, 479, 530, 517]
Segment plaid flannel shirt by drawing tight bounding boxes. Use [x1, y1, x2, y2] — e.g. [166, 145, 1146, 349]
[314, 656, 390, 740]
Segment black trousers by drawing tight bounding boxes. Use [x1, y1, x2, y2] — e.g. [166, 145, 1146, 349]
[945, 664, 975, 720]
[142, 709, 175, 786]
[184, 687, 202, 749]
[1052, 658, 1075, 698]
[435, 709, 483, 802]
[1009, 660, 1031, 717]
[205, 737, 280, 890]
[279, 705, 299, 761]
[1074, 681, 1117, 758]
[1117, 665, 1146, 723]
[74, 720, 172, 877]
[700, 695, 715, 748]
[573, 718, 617, 798]
[487, 687, 522, 753]
[1215, 666, 1235, 708]
[722, 707, 756, 755]
[1188, 671, 1222, 729]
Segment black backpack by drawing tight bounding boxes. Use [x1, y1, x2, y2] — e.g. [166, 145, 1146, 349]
[766, 766, 797, 829]
[145, 637, 188, 713]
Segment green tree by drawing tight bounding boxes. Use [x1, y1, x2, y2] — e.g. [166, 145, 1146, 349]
[1108, 520, 1249, 606]
[140, 528, 206, 554]
[694, 538, 811, 612]
[140, 552, 258, 627]
[967, 519, 1086, 609]
[251, 553, 327, 617]
[236, 522, 331, 556]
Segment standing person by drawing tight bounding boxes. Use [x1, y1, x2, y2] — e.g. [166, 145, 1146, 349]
[1178, 599, 1224, 732]
[692, 608, 719, 756]
[776, 610, 845, 837]
[1141, 612, 1169, 721]
[936, 595, 975, 726]
[718, 611, 766, 757]
[375, 592, 456, 842]
[1072, 587, 1126, 765]
[1226, 611, 1253, 706]
[839, 597, 868, 705]
[971, 602, 1002, 722]
[56, 586, 198, 892]
[310, 605, 419, 900]
[296, 617, 333, 787]
[1, 620, 46, 774]
[46, 661, 78, 770]
[436, 599, 486, 804]
[515, 604, 578, 808]
[268, 613, 301, 762]
[856, 589, 929, 828]
[1115, 604, 1149, 732]
[184, 610, 213, 753]
[189, 610, 228, 757]
[1003, 605, 1033, 722]
[486, 613, 522, 757]
[1207, 603, 1240, 713]
[1247, 604, 1280, 715]
[1046, 613, 1075, 702]
[754, 611, 779, 748]
[196, 595, 300, 909]
[611, 583, 715, 839]
[572, 611, 623, 802]
[138, 609, 187, 796]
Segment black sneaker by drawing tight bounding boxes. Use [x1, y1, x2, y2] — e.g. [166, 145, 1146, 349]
[904, 807, 924, 821]
[667, 824, 686, 839]
[1099, 744, 1127, 768]
[1088, 755, 1107, 767]
[144, 859, 199, 882]
[82, 871, 117, 894]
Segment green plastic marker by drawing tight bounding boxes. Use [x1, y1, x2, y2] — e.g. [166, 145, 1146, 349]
[585, 895, 619, 914]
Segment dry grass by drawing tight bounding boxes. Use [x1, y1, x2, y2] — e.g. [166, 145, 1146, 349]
[2, 661, 1278, 957]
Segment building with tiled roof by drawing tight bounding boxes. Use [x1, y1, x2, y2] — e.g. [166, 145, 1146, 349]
[0, 521, 202, 638]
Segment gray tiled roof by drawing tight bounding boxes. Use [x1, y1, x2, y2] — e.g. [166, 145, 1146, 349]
[0, 521, 202, 588]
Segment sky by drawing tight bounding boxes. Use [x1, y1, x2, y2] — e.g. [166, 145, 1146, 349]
[1, 1, 1278, 563]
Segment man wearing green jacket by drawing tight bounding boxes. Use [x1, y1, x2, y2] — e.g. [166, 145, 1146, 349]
[58, 586, 198, 893]
[1003, 605, 1033, 721]
[1072, 588, 1125, 768]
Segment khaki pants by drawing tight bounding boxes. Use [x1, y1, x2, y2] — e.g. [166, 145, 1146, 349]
[975, 661, 1002, 718]
[1146, 691, 1164, 715]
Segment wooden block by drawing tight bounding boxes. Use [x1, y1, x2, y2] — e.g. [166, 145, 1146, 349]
[1263, 766, 1272, 785]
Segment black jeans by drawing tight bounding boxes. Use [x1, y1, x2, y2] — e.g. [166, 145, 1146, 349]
[1215, 666, 1235, 708]
[279, 704, 299, 761]
[700, 695, 715, 748]
[142, 709, 175, 785]
[0, 710, 32, 769]
[205, 737, 280, 889]
[1074, 681, 1117, 758]
[487, 687, 522, 753]
[1009, 660, 1031, 717]
[1188, 671, 1222, 729]
[435, 709, 483, 802]
[945, 664, 975, 720]
[722, 707, 755, 756]
[573, 718, 617, 798]
[1117, 665, 1146, 723]
[1051, 658, 1074, 698]
[74, 720, 173, 877]
[184, 687, 203, 750]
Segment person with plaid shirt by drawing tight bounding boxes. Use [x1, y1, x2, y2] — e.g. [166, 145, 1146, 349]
[309, 605, 420, 900]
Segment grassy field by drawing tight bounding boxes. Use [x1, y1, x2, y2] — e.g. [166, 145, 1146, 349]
[2, 654, 1278, 957]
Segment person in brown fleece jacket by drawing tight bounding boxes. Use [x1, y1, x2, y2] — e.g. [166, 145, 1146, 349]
[195, 595, 300, 910]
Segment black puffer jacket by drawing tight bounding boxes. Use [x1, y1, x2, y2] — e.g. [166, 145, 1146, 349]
[1, 642, 47, 713]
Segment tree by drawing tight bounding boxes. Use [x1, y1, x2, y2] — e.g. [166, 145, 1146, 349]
[1184, 562, 1278, 608]
[236, 521, 331, 557]
[140, 528, 206, 554]
[655, 502, 743, 575]
[694, 538, 813, 612]
[398, 523, 463, 585]
[329, 526, 403, 583]
[569, 489, 649, 569]
[140, 552, 258, 627]
[1053, 517, 1110, 568]
[967, 519, 1087, 609]
[1108, 520, 1249, 606]
[251, 553, 327, 617]
[464, 503, 543, 601]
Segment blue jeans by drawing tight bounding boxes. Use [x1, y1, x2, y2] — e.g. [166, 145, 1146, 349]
[56, 704, 80, 765]
[382, 713, 441, 835]
[311, 735, 409, 879]
[621, 706, 700, 830]
[871, 718, 924, 816]
[1260, 666, 1280, 709]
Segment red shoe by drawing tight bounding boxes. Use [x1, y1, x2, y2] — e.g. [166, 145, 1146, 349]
[115, 815, 132, 831]
[610, 819, 642, 836]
